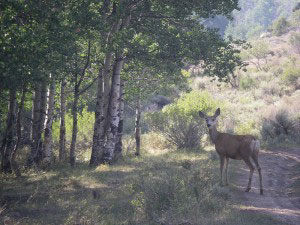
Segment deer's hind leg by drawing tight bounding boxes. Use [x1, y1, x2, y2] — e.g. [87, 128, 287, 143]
[251, 153, 263, 195]
[243, 157, 255, 192]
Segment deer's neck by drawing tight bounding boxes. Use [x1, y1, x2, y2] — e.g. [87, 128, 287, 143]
[209, 126, 219, 144]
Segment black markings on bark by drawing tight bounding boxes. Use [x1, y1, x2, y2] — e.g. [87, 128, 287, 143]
[118, 120, 123, 133]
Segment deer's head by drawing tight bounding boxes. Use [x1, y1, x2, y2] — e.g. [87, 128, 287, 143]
[199, 108, 220, 129]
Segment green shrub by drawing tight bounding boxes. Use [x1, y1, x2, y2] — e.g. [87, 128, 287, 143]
[272, 17, 289, 36]
[289, 32, 300, 54]
[235, 119, 257, 136]
[146, 91, 220, 150]
[240, 75, 256, 90]
[262, 109, 300, 144]
[281, 66, 300, 88]
[141, 132, 170, 153]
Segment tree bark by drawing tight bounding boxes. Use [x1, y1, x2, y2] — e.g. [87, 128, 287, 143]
[0, 86, 4, 156]
[90, 69, 104, 166]
[135, 94, 141, 156]
[102, 56, 124, 163]
[114, 79, 125, 161]
[100, 15, 130, 164]
[59, 78, 67, 161]
[102, 52, 113, 133]
[90, 16, 130, 165]
[1, 88, 17, 173]
[36, 81, 48, 162]
[43, 78, 55, 167]
[28, 84, 40, 166]
[0, 86, 2, 138]
[31, 83, 41, 143]
[11, 86, 26, 176]
[70, 85, 79, 167]
[90, 52, 113, 166]
[29, 80, 48, 166]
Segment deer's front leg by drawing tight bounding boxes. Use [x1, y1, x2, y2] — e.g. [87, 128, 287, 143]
[219, 156, 225, 186]
[224, 157, 229, 186]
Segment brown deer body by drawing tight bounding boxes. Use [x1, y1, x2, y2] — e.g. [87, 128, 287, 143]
[199, 108, 263, 195]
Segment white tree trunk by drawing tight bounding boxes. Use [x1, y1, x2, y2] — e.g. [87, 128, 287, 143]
[90, 52, 113, 166]
[91, 16, 130, 165]
[103, 52, 113, 131]
[102, 57, 124, 163]
[114, 79, 125, 160]
[43, 78, 56, 166]
[28, 80, 47, 166]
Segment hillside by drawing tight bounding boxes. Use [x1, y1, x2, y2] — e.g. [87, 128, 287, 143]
[187, 26, 300, 147]
[225, 0, 299, 39]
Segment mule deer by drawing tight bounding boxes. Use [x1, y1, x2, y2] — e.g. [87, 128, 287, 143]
[199, 108, 263, 195]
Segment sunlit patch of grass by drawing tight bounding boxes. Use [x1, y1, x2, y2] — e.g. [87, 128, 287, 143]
[95, 164, 110, 172]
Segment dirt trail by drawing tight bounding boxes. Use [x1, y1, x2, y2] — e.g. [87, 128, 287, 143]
[231, 147, 300, 225]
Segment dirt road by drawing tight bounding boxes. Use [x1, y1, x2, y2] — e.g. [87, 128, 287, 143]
[231, 147, 300, 225]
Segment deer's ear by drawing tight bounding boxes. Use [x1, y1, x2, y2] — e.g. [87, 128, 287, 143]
[199, 111, 206, 118]
[214, 108, 220, 117]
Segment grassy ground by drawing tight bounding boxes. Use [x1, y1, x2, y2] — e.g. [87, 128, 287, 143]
[0, 147, 286, 225]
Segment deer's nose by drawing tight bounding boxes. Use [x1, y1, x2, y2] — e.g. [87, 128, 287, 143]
[207, 124, 211, 128]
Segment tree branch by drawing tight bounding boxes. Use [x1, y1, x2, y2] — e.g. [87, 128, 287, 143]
[78, 40, 91, 89]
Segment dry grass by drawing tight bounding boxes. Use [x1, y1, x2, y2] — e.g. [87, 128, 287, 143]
[0, 146, 285, 225]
